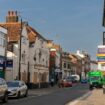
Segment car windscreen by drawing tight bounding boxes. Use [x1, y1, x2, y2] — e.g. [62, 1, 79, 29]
[90, 76, 100, 81]
[7, 81, 19, 87]
[66, 79, 72, 82]
[0, 79, 2, 85]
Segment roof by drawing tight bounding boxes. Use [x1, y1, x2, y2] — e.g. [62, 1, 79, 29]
[90, 60, 98, 64]
[0, 22, 48, 43]
[69, 54, 77, 64]
[0, 22, 20, 42]
[28, 26, 47, 41]
[71, 54, 82, 60]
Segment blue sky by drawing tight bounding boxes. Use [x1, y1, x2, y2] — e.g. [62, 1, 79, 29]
[0, 0, 104, 60]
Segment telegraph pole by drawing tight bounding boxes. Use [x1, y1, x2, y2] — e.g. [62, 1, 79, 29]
[103, 0, 105, 45]
[18, 18, 22, 80]
[103, 0, 105, 27]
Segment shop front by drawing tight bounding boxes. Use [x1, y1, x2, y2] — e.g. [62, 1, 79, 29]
[0, 56, 5, 78]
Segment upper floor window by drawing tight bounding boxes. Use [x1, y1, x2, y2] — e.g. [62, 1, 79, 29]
[0, 32, 6, 47]
[68, 64, 70, 69]
[0, 37, 5, 47]
[63, 62, 66, 68]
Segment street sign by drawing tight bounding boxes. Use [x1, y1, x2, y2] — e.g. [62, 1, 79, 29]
[103, 0, 105, 27]
[97, 45, 105, 63]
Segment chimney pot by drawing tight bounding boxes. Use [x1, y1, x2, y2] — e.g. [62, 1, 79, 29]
[6, 10, 19, 22]
[12, 11, 14, 15]
[15, 11, 17, 16]
[8, 11, 10, 16]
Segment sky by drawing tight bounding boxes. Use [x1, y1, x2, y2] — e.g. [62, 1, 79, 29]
[0, 0, 104, 60]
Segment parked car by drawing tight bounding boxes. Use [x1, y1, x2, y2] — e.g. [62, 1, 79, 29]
[62, 78, 72, 87]
[0, 78, 8, 103]
[7, 80, 28, 98]
[65, 76, 78, 83]
[81, 79, 88, 84]
[70, 75, 80, 82]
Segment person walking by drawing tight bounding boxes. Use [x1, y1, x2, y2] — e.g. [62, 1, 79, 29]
[58, 78, 63, 88]
[50, 78, 54, 87]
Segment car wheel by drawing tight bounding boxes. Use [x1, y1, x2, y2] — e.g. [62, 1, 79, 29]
[17, 91, 20, 98]
[24, 90, 28, 97]
[89, 85, 93, 90]
[2, 92, 8, 103]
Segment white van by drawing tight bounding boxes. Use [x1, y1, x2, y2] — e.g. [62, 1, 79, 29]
[70, 74, 80, 82]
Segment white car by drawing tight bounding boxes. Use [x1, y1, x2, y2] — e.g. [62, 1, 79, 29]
[7, 80, 28, 98]
[0, 78, 8, 103]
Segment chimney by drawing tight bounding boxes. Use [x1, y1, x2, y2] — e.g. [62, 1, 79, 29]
[6, 11, 19, 22]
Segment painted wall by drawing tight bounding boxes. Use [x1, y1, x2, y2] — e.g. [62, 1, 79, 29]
[0, 26, 7, 78]
[29, 37, 49, 85]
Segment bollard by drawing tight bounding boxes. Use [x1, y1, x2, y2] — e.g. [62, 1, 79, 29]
[103, 88, 105, 94]
[103, 85, 105, 94]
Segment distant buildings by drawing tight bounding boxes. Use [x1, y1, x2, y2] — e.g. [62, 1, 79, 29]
[62, 52, 72, 78]
[90, 60, 98, 71]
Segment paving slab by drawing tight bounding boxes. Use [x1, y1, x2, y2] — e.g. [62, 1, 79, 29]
[76, 89, 105, 105]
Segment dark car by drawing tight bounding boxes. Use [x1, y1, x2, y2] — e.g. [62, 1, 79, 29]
[66, 76, 78, 83]
[81, 79, 88, 84]
[0, 78, 8, 103]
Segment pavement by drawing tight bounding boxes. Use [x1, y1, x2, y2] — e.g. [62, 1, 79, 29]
[68, 89, 105, 105]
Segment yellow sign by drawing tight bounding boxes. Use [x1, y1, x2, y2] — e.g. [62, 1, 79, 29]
[102, 71, 105, 76]
[97, 54, 105, 56]
[98, 62, 105, 64]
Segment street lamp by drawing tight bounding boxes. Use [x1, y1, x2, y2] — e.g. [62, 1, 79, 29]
[103, 32, 105, 45]
[18, 18, 22, 80]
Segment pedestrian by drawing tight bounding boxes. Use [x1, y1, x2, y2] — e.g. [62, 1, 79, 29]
[58, 78, 63, 88]
[50, 78, 54, 87]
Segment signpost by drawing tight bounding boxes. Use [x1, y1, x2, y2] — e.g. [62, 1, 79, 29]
[103, 0, 105, 27]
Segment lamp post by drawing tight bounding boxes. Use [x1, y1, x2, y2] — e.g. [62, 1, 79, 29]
[103, 0, 105, 27]
[4, 29, 8, 79]
[18, 18, 22, 80]
[103, 32, 105, 45]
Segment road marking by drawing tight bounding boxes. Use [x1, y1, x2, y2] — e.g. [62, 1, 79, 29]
[66, 91, 92, 105]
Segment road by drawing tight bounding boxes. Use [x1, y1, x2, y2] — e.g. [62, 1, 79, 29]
[2, 83, 89, 105]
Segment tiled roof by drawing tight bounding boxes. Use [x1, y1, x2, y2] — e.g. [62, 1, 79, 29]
[26, 26, 37, 43]
[0, 22, 20, 42]
[27, 26, 47, 42]
[90, 60, 98, 64]
[0, 10, 49, 44]
[71, 54, 82, 60]
[69, 54, 77, 64]
[53, 44, 61, 51]
[0, 22, 46, 43]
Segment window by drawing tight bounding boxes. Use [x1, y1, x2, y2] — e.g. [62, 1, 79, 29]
[0, 38, 2, 46]
[3, 39, 5, 47]
[68, 64, 70, 69]
[21, 82, 25, 86]
[63, 62, 66, 68]
[0, 36, 5, 47]
[68, 64, 71, 69]
[0, 79, 3, 85]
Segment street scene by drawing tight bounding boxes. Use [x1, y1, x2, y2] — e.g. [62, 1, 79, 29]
[1, 83, 89, 105]
[0, 0, 105, 105]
